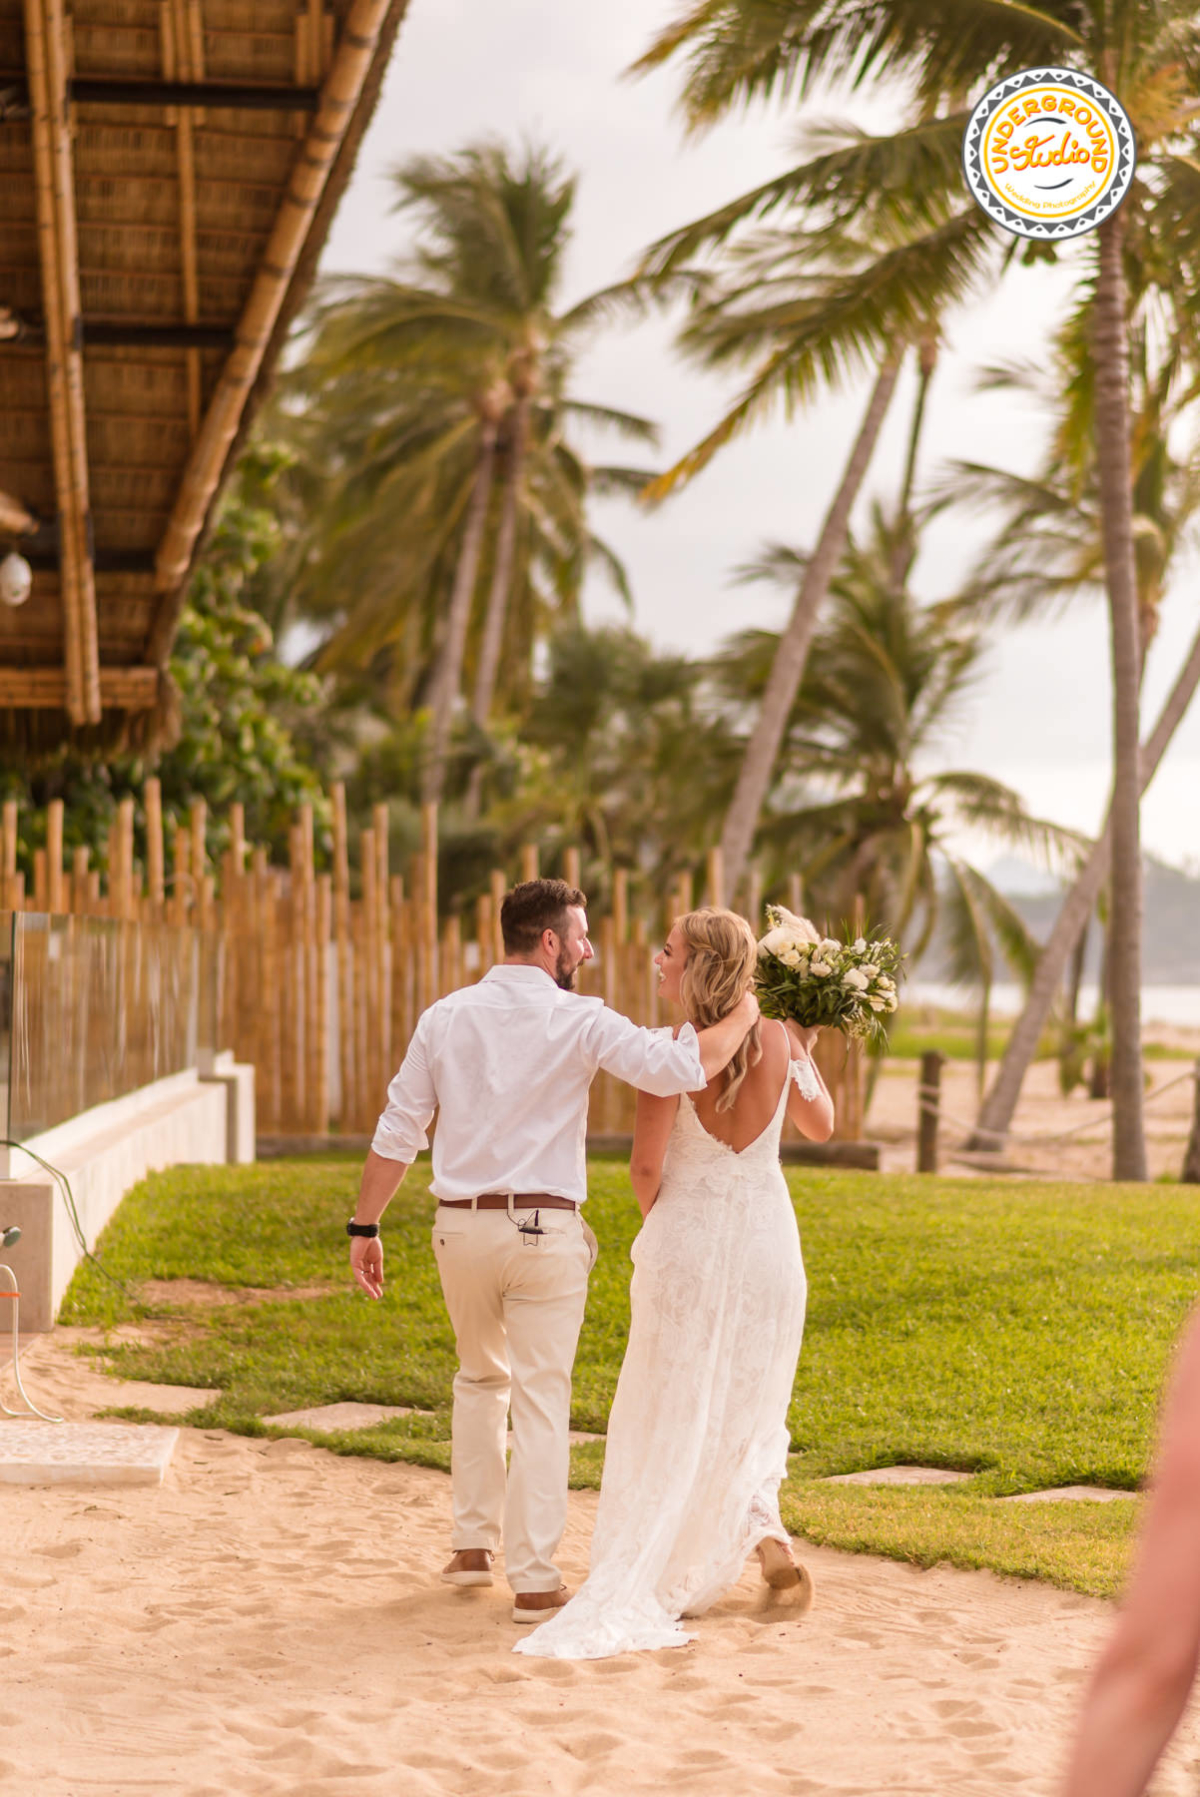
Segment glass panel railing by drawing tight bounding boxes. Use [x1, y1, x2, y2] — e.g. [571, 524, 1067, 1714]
[9, 914, 221, 1142]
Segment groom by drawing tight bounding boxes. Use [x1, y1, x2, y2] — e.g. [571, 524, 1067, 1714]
[347, 878, 758, 1622]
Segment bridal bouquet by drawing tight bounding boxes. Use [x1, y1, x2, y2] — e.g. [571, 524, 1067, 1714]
[755, 905, 903, 1044]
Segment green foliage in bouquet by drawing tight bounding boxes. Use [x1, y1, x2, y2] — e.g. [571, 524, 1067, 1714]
[755, 905, 904, 1043]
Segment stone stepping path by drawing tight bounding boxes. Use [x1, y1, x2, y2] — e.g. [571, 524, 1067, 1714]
[0, 1420, 178, 1486]
[263, 1401, 603, 1448]
[823, 1466, 971, 1487]
[819, 1465, 1134, 1503]
[999, 1485, 1134, 1504]
[264, 1401, 422, 1431]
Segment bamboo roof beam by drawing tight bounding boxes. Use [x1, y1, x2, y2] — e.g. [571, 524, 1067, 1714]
[23, 0, 101, 725]
[147, 0, 395, 663]
[161, 0, 204, 441]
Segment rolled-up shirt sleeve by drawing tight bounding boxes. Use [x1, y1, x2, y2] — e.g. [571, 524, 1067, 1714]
[585, 1009, 707, 1095]
[371, 1017, 436, 1162]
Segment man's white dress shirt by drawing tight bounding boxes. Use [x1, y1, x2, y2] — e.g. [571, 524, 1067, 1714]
[370, 963, 707, 1204]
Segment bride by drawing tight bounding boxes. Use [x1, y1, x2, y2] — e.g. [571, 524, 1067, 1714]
[515, 906, 834, 1660]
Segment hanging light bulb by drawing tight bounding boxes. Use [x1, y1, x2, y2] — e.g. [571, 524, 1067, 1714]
[0, 551, 32, 607]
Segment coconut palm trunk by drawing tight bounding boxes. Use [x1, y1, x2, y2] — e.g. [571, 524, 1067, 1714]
[421, 414, 499, 805]
[968, 614, 1200, 1152]
[1092, 209, 1147, 1181]
[472, 396, 529, 729]
[461, 399, 528, 819]
[719, 353, 903, 897]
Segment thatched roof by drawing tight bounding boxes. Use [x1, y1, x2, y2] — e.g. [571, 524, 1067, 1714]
[0, 0, 410, 751]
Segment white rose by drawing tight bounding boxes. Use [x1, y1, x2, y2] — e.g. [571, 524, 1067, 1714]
[877, 976, 895, 991]
[853, 937, 868, 954]
[868, 995, 886, 1011]
[842, 968, 869, 991]
[809, 959, 833, 977]
[860, 963, 879, 980]
[758, 926, 790, 956]
[819, 938, 841, 957]
[884, 993, 899, 1012]
[780, 947, 802, 967]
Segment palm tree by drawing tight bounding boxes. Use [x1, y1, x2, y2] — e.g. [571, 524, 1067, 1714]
[633, 110, 993, 902]
[931, 351, 1200, 1148]
[278, 141, 658, 806]
[635, 2, 1200, 1178]
[714, 519, 1077, 1081]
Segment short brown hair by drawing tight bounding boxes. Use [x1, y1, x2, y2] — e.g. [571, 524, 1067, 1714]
[501, 879, 587, 955]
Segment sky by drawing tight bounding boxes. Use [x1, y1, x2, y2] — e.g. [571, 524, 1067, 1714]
[318, 0, 1200, 877]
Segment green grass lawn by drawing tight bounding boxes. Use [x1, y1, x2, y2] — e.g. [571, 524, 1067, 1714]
[62, 1155, 1200, 1598]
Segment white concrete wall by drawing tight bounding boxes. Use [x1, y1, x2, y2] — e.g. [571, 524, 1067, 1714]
[0, 1061, 255, 1332]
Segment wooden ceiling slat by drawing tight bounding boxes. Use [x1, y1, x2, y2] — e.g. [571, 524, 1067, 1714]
[0, 0, 411, 732]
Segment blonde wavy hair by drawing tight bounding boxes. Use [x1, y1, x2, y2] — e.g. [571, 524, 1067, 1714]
[675, 907, 762, 1111]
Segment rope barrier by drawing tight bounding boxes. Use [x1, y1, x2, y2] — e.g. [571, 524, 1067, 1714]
[917, 1067, 1197, 1149]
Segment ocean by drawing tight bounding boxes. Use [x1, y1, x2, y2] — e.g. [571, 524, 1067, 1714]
[908, 982, 1200, 1031]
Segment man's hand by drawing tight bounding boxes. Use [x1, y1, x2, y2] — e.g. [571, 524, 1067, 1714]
[351, 1235, 384, 1300]
[737, 988, 761, 1034]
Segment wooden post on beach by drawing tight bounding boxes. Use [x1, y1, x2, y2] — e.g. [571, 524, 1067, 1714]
[917, 1051, 945, 1174]
[1183, 1059, 1200, 1185]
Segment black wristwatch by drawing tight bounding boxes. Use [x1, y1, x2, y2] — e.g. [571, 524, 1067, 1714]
[346, 1220, 380, 1238]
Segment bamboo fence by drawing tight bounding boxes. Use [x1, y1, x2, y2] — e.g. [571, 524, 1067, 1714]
[0, 783, 864, 1143]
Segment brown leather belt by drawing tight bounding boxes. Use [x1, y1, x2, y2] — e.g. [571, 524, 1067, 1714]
[438, 1193, 579, 1211]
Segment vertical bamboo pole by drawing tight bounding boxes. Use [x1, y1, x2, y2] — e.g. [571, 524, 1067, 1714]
[442, 914, 462, 995]
[32, 847, 47, 913]
[372, 801, 390, 1100]
[260, 859, 280, 1134]
[279, 825, 299, 1130]
[746, 867, 763, 932]
[475, 892, 493, 979]
[331, 783, 353, 1134]
[391, 873, 412, 1052]
[299, 803, 318, 1134]
[189, 798, 206, 917]
[358, 825, 376, 1130]
[315, 871, 331, 1134]
[71, 845, 89, 914]
[563, 845, 581, 891]
[1, 800, 16, 911]
[490, 869, 505, 964]
[705, 846, 725, 911]
[520, 842, 539, 883]
[145, 777, 165, 917]
[44, 799, 64, 912]
[170, 824, 190, 926]
[421, 801, 438, 1002]
[787, 872, 805, 917]
[117, 797, 136, 921]
[228, 801, 246, 879]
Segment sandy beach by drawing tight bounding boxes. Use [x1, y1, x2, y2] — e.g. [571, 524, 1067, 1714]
[2, 1336, 1198, 1797]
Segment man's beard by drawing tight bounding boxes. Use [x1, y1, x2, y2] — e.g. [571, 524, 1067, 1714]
[554, 947, 578, 991]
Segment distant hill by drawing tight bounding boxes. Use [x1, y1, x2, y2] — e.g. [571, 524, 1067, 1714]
[919, 856, 1200, 984]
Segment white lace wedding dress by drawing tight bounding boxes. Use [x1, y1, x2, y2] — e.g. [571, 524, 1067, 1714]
[514, 1047, 812, 1660]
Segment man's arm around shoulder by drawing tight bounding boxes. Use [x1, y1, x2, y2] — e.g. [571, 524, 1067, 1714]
[586, 990, 759, 1094]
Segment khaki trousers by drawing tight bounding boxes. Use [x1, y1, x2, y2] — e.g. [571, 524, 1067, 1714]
[432, 1203, 597, 1593]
